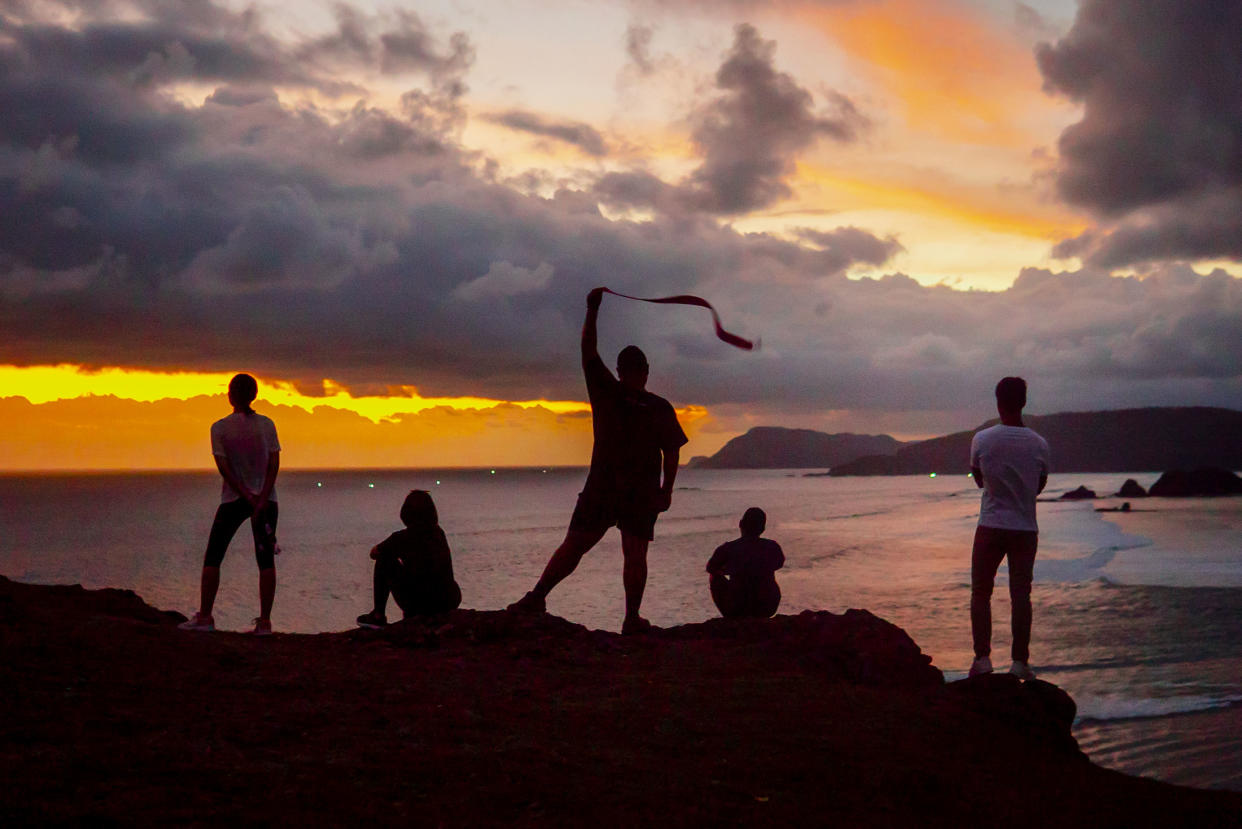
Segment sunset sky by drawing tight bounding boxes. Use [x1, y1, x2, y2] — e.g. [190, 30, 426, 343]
[2, 0, 1241, 469]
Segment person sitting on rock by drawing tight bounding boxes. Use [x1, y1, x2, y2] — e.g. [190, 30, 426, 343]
[706, 507, 785, 619]
[357, 490, 461, 628]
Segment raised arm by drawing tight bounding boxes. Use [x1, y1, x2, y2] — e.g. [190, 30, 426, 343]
[581, 287, 604, 367]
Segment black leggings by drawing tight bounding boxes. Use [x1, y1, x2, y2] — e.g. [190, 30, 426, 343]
[204, 499, 278, 570]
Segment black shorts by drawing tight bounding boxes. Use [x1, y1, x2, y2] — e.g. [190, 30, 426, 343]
[568, 487, 658, 541]
[203, 499, 279, 570]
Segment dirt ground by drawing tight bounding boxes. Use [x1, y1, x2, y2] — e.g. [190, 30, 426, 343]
[2, 576, 1240, 827]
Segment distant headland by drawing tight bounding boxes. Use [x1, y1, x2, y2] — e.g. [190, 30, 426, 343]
[688, 408, 1242, 475]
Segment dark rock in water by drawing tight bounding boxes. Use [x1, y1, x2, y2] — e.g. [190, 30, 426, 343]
[945, 673, 1082, 757]
[1116, 478, 1148, 498]
[1149, 467, 1242, 497]
[1059, 485, 1097, 500]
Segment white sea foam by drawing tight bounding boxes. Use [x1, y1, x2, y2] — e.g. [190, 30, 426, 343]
[1075, 693, 1242, 723]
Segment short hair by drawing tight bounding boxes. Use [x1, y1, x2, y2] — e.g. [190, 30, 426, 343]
[400, 489, 439, 531]
[739, 507, 766, 536]
[995, 376, 1027, 411]
[616, 345, 648, 374]
[229, 373, 258, 412]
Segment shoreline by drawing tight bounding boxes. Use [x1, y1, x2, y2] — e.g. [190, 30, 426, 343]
[4, 576, 1241, 826]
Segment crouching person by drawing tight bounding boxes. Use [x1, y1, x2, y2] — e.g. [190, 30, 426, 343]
[707, 507, 784, 619]
[357, 490, 462, 627]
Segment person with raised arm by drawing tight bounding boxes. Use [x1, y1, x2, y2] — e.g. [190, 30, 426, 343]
[968, 376, 1050, 680]
[510, 287, 688, 634]
[179, 373, 282, 635]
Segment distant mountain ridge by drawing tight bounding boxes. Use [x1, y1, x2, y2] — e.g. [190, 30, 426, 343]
[690, 427, 904, 469]
[829, 407, 1242, 476]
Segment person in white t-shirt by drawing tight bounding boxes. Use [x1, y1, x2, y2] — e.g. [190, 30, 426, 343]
[179, 373, 282, 635]
[968, 376, 1050, 680]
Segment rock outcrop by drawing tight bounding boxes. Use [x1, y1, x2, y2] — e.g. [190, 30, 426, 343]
[1059, 485, 1098, 500]
[1149, 467, 1242, 497]
[1116, 479, 1148, 497]
[4, 575, 1241, 826]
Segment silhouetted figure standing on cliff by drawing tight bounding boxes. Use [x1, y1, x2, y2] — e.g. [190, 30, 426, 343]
[968, 376, 1050, 680]
[510, 287, 688, 634]
[707, 507, 784, 618]
[180, 373, 281, 635]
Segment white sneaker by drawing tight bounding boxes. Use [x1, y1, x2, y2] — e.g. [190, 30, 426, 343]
[968, 655, 993, 677]
[178, 612, 215, 632]
[1009, 660, 1036, 681]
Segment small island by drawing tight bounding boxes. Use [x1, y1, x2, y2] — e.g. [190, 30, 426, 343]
[2, 576, 1240, 825]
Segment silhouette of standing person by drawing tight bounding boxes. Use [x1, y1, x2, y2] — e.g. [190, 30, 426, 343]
[968, 377, 1049, 679]
[179, 373, 281, 635]
[510, 287, 688, 634]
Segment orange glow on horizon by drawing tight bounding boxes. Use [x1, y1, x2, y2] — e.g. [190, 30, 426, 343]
[0, 365, 714, 471]
[0, 364, 592, 422]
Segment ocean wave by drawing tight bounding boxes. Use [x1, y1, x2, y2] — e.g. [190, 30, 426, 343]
[1075, 693, 1242, 724]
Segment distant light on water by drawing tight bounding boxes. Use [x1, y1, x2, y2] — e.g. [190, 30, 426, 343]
[435, 480, 441, 486]
[929, 472, 937, 478]
[316, 482, 322, 488]
[368, 483, 375, 488]
[490, 469, 496, 475]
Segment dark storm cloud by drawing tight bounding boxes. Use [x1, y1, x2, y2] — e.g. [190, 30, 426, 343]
[794, 227, 904, 272]
[597, 24, 866, 217]
[624, 23, 656, 75]
[2, 1, 1240, 423]
[683, 24, 865, 214]
[1037, 0, 1242, 265]
[299, 5, 474, 84]
[485, 110, 609, 157]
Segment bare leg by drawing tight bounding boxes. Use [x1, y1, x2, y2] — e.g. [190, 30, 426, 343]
[258, 567, 275, 621]
[199, 566, 221, 616]
[621, 532, 649, 622]
[532, 528, 607, 599]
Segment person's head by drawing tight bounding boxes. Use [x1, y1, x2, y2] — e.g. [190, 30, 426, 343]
[400, 489, 439, 531]
[995, 376, 1027, 417]
[739, 507, 766, 537]
[228, 373, 258, 414]
[616, 345, 649, 390]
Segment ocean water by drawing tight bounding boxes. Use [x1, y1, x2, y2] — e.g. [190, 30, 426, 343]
[2, 467, 1241, 791]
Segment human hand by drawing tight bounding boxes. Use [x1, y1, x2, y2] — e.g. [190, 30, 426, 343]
[587, 287, 606, 310]
[654, 489, 672, 513]
[369, 545, 381, 560]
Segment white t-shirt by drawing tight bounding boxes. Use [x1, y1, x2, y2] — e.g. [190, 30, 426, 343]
[969, 424, 1050, 532]
[210, 411, 281, 504]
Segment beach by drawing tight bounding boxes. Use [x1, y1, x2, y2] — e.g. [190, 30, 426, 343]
[4, 575, 1242, 826]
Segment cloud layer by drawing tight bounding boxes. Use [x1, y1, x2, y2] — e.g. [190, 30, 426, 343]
[1038, 0, 1242, 266]
[0, 0, 1240, 433]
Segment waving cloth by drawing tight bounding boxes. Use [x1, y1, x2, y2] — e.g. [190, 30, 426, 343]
[601, 289, 758, 351]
